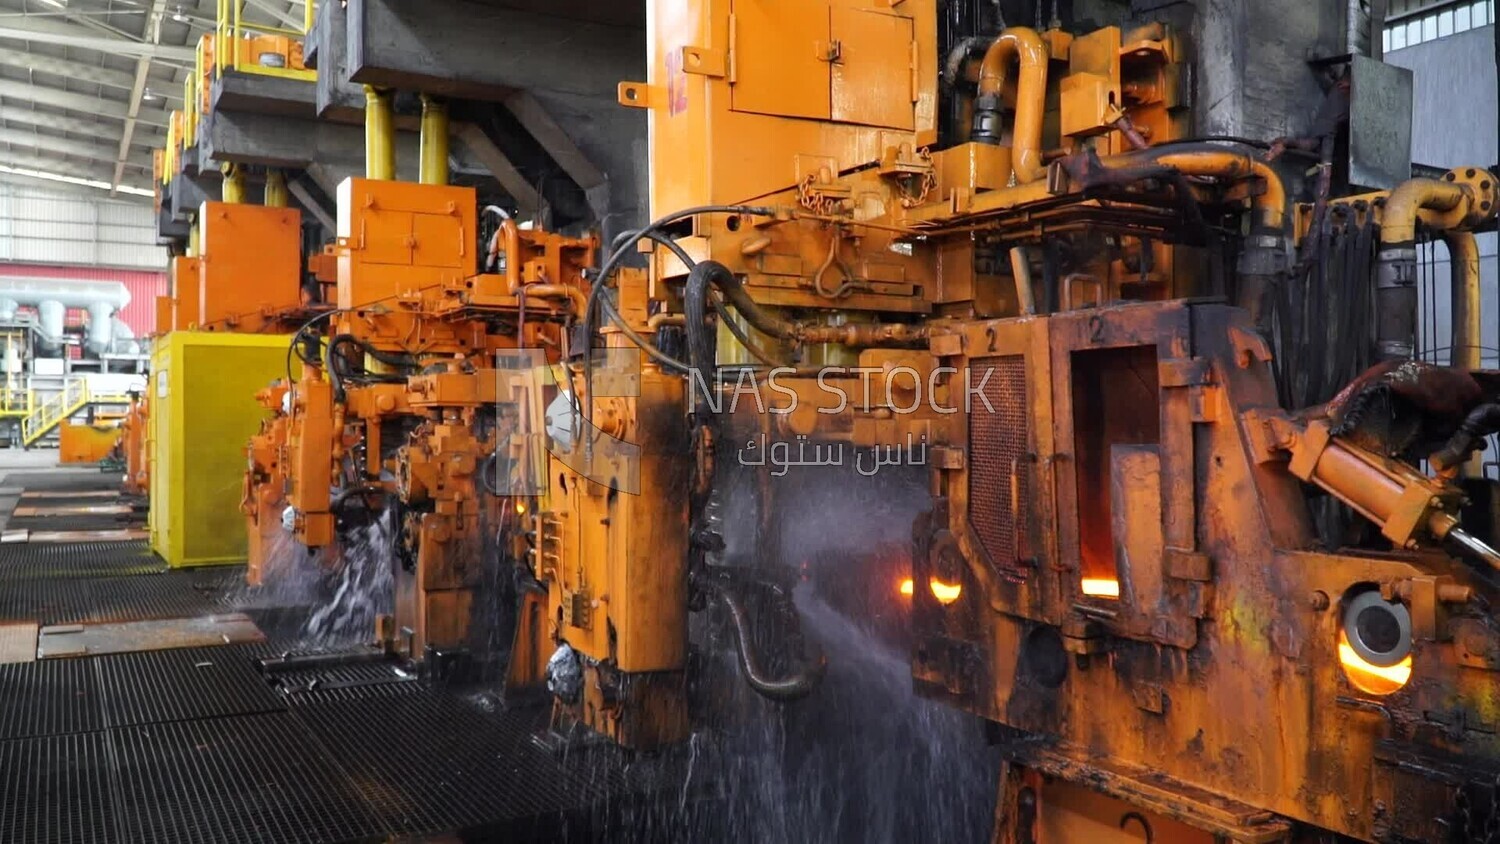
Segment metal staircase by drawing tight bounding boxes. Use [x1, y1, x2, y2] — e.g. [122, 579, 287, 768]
[21, 378, 132, 446]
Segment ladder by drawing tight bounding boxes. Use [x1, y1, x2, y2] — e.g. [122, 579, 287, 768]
[21, 379, 132, 447]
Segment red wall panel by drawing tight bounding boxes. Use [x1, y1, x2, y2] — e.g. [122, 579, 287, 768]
[0, 263, 168, 338]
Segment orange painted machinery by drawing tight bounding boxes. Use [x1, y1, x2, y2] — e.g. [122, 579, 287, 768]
[246, 2, 1500, 839]
[581, 1, 1500, 838]
[120, 391, 149, 496]
[59, 420, 124, 465]
[256, 83, 599, 660]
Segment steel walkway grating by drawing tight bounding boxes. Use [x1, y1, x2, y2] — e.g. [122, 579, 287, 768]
[272, 660, 422, 706]
[96, 646, 286, 728]
[296, 693, 614, 835]
[0, 572, 236, 626]
[0, 541, 162, 583]
[0, 659, 103, 740]
[0, 731, 117, 844]
[112, 712, 386, 844]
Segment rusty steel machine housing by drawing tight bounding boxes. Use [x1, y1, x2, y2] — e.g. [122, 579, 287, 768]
[240, 1, 1500, 841]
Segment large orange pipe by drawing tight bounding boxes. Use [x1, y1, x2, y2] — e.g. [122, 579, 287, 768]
[1381, 178, 1467, 245]
[973, 27, 1048, 184]
[1445, 230, 1482, 370]
[1376, 178, 1472, 359]
[1118, 148, 1287, 230]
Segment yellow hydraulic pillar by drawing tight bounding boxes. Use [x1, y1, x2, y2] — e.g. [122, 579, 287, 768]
[364, 85, 395, 180]
[187, 224, 200, 258]
[419, 94, 449, 186]
[264, 168, 288, 207]
[220, 162, 246, 204]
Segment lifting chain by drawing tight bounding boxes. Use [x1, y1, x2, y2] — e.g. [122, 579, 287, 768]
[895, 147, 937, 208]
[797, 173, 842, 216]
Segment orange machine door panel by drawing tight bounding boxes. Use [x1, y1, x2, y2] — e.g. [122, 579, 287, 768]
[360, 209, 415, 266]
[730, 0, 831, 121]
[830, 7, 915, 129]
[411, 213, 467, 269]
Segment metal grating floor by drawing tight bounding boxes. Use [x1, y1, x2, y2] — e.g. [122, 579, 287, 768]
[0, 574, 229, 626]
[0, 541, 163, 582]
[0, 472, 659, 843]
[271, 659, 422, 706]
[96, 646, 287, 728]
[0, 658, 103, 740]
[112, 713, 386, 844]
[0, 731, 117, 844]
[296, 692, 608, 835]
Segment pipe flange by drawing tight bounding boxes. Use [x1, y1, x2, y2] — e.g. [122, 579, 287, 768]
[1442, 166, 1499, 228]
[1343, 590, 1412, 668]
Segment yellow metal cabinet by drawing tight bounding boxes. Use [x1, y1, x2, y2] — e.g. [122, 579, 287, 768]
[149, 331, 296, 567]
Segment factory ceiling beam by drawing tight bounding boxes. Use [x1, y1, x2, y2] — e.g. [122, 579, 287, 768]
[241, 0, 305, 31]
[5, 4, 148, 47]
[113, 0, 169, 194]
[452, 122, 540, 216]
[0, 125, 154, 170]
[0, 78, 167, 128]
[0, 105, 164, 146]
[0, 20, 195, 63]
[0, 169, 152, 203]
[1, 148, 153, 193]
[0, 44, 175, 97]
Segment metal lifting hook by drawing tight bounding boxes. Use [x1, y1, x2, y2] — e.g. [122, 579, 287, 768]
[813, 226, 865, 300]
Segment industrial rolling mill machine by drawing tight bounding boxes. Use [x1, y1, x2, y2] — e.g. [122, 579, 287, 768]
[230, 1, 1500, 841]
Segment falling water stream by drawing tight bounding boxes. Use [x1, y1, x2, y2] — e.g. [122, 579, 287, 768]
[606, 461, 1001, 842]
[228, 510, 396, 650]
[232, 458, 998, 840]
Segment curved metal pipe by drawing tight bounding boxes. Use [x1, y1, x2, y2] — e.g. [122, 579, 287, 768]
[1381, 178, 1468, 245]
[688, 260, 927, 349]
[497, 219, 522, 293]
[705, 578, 826, 702]
[521, 283, 586, 314]
[973, 27, 1049, 183]
[1375, 178, 1476, 359]
[1106, 145, 1287, 230]
[1445, 230, 1482, 371]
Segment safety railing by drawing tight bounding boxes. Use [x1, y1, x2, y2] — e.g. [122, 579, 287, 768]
[214, 0, 317, 82]
[21, 380, 133, 447]
[0, 388, 32, 419]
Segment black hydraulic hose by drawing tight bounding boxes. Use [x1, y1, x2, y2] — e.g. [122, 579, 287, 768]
[686, 260, 801, 343]
[702, 578, 827, 702]
[579, 213, 773, 425]
[1433, 403, 1500, 471]
[684, 261, 718, 393]
[325, 333, 354, 403]
[582, 204, 776, 356]
[942, 35, 989, 87]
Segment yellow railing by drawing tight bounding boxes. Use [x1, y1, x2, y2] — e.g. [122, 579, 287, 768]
[0, 389, 33, 418]
[21, 380, 133, 447]
[215, 0, 317, 82]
